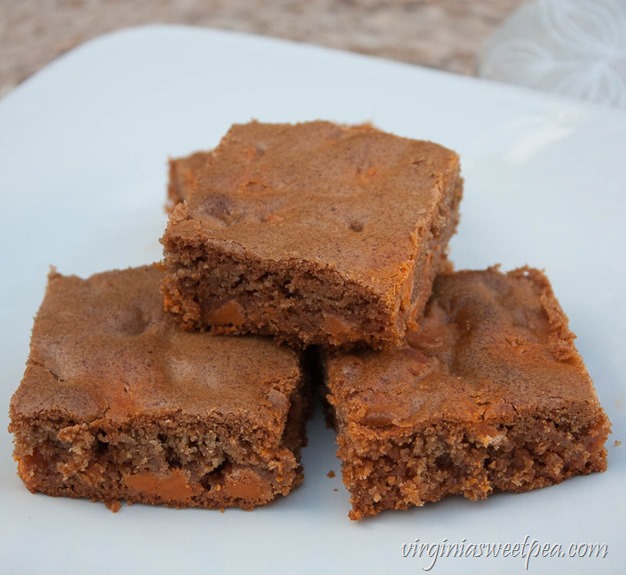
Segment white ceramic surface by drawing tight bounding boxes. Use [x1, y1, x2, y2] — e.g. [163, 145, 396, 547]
[0, 26, 624, 575]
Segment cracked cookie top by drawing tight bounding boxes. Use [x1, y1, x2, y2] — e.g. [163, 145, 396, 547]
[10, 265, 300, 430]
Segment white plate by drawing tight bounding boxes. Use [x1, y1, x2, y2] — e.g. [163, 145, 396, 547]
[0, 26, 624, 575]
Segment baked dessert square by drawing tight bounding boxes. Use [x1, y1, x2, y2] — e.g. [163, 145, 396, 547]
[161, 120, 462, 349]
[9, 265, 308, 511]
[167, 150, 211, 211]
[324, 267, 610, 519]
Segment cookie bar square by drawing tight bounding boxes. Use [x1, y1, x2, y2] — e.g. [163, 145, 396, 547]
[162, 120, 462, 349]
[324, 267, 610, 519]
[9, 266, 308, 511]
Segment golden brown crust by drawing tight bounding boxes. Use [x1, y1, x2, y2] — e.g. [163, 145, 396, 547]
[11, 265, 300, 423]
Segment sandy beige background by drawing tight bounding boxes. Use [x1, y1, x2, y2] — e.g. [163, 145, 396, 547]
[1, 0, 524, 98]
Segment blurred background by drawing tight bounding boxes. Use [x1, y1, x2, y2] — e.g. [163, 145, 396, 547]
[1, 0, 524, 98]
[3, 1, 625, 107]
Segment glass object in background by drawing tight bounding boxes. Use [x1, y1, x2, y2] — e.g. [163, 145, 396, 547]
[478, 0, 626, 109]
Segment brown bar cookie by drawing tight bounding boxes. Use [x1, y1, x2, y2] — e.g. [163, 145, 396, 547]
[162, 120, 462, 349]
[324, 267, 610, 519]
[9, 265, 308, 511]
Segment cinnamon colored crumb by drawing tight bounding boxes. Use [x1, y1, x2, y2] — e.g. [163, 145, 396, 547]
[105, 500, 122, 513]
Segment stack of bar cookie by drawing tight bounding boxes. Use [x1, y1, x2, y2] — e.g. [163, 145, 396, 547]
[9, 121, 610, 519]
